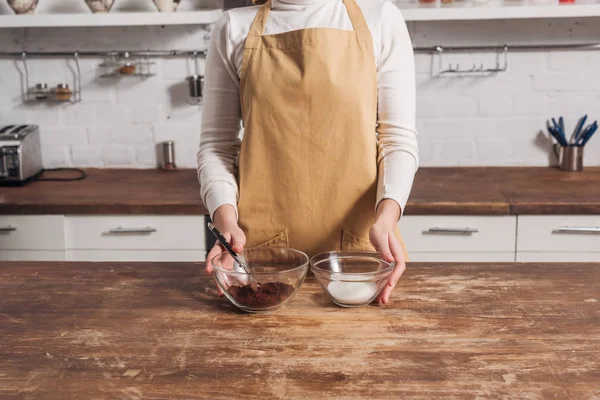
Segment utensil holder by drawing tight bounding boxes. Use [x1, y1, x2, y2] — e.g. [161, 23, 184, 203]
[554, 144, 584, 172]
[187, 75, 203, 104]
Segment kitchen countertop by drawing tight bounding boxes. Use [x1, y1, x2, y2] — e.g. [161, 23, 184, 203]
[1, 167, 599, 215]
[1, 261, 599, 399]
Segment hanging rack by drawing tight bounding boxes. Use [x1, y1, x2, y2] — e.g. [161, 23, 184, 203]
[412, 42, 600, 75]
[0, 50, 208, 58]
[19, 51, 82, 103]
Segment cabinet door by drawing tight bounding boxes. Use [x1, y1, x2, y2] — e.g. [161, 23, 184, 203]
[69, 250, 206, 262]
[517, 215, 600, 253]
[517, 252, 600, 262]
[0, 215, 66, 250]
[409, 252, 515, 262]
[0, 250, 67, 261]
[66, 216, 207, 250]
[400, 216, 517, 253]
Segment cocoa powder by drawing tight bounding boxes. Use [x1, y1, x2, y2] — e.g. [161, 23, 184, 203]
[228, 282, 295, 308]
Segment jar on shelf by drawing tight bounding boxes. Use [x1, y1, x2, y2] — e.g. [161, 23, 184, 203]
[34, 83, 49, 100]
[419, 0, 440, 7]
[118, 62, 137, 75]
[54, 84, 73, 102]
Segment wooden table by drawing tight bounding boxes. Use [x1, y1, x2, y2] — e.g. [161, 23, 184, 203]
[1, 262, 599, 399]
[2, 167, 600, 215]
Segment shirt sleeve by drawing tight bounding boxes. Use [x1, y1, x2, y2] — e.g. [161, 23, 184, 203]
[197, 12, 242, 220]
[376, 1, 419, 217]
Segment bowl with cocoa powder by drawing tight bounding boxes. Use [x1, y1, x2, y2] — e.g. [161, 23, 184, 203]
[211, 247, 309, 313]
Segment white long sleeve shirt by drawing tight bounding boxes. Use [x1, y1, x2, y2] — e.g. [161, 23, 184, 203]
[198, 0, 419, 219]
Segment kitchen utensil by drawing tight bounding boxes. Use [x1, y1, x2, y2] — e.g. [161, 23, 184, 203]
[159, 141, 176, 171]
[0, 125, 43, 185]
[554, 144, 583, 172]
[153, 0, 181, 12]
[550, 118, 568, 145]
[186, 75, 203, 103]
[211, 247, 309, 313]
[84, 0, 115, 13]
[547, 121, 569, 146]
[559, 117, 565, 139]
[207, 222, 251, 275]
[310, 251, 394, 307]
[570, 115, 587, 144]
[580, 123, 597, 146]
[7, 0, 38, 14]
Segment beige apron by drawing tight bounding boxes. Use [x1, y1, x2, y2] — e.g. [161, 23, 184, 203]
[238, 0, 406, 257]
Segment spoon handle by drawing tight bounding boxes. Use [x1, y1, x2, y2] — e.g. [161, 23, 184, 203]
[207, 222, 248, 272]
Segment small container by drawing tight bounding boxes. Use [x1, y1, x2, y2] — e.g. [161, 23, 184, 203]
[310, 252, 394, 307]
[554, 144, 584, 172]
[53, 83, 73, 102]
[559, 0, 575, 3]
[160, 141, 177, 171]
[118, 62, 136, 75]
[34, 83, 49, 100]
[187, 75, 204, 103]
[419, 0, 439, 5]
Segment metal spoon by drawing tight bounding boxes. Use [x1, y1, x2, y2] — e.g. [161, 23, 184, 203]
[207, 222, 260, 290]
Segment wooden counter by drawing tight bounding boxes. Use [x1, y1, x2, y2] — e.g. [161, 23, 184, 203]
[1, 261, 599, 399]
[1, 167, 599, 215]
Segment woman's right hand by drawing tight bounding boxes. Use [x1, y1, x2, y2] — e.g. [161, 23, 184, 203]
[205, 204, 246, 296]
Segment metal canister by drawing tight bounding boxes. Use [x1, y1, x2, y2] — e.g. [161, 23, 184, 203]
[554, 144, 584, 172]
[161, 141, 177, 171]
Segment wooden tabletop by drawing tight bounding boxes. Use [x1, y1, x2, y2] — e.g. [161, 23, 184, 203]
[1, 262, 599, 399]
[1, 167, 599, 215]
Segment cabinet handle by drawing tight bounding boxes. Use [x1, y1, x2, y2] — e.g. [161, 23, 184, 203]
[425, 227, 479, 235]
[0, 225, 16, 232]
[554, 226, 600, 234]
[106, 226, 157, 234]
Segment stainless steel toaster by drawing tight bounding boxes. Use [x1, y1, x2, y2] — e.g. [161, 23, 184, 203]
[0, 125, 43, 185]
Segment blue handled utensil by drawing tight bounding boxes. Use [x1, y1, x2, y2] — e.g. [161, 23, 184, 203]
[571, 115, 587, 144]
[580, 122, 597, 146]
[551, 117, 568, 144]
[548, 120, 569, 147]
[559, 116, 565, 139]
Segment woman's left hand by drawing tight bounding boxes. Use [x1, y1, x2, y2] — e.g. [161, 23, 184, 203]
[369, 199, 406, 305]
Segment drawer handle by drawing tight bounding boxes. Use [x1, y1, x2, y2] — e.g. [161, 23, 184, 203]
[425, 227, 479, 235]
[107, 226, 157, 234]
[554, 226, 600, 234]
[0, 225, 17, 232]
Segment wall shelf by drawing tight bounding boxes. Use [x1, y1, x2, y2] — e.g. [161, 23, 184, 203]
[0, 3, 598, 27]
[0, 9, 223, 28]
[400, 2, 600, 21]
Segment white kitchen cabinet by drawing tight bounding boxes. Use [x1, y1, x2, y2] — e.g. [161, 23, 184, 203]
[400, 216, 517, 262]
[517, 252, 600, 262]
[0, 215, 66, 250]
[69, 250, 205, 262]
[0, 250, 67, 261]
[517, 215, 600, 262]
[65, 215, 207, 262]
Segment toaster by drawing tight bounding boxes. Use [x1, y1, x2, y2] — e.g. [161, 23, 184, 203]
[0, 125, 43, 185]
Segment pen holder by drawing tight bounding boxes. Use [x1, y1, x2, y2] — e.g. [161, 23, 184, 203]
[554, 144, 583, 172]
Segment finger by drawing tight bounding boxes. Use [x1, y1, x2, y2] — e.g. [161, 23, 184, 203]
[379, 234, 406, 304]
[375, 232, 394, 263]
[205, 244, 222, 274]
[230, 229, 247, 253]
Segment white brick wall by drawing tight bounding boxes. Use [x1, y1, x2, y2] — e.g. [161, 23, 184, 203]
[0, 2, 599, 168]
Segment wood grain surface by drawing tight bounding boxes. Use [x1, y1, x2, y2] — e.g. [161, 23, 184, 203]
[1, 262, 599, 399]
[1, 167, 600, 216]
[406, 168, 509, 215]
[489, 167, 600, 214]
[0, 169, 208, 215]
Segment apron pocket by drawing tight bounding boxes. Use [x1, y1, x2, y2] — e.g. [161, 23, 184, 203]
[256, 230, 289, 248]
[341, 230, 375, 252]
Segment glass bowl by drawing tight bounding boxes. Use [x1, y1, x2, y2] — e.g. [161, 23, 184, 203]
[211, 247, 309, 313]
[310, 251, 394, 307]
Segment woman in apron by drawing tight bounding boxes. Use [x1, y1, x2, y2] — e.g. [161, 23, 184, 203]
[199, 0, 418, 304]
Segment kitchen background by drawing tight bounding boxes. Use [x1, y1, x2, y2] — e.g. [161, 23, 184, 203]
[0, 0, 599, 168]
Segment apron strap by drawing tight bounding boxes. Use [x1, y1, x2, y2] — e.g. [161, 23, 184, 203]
[244, 0, 272, 50]
[342, 0, 369, 32]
